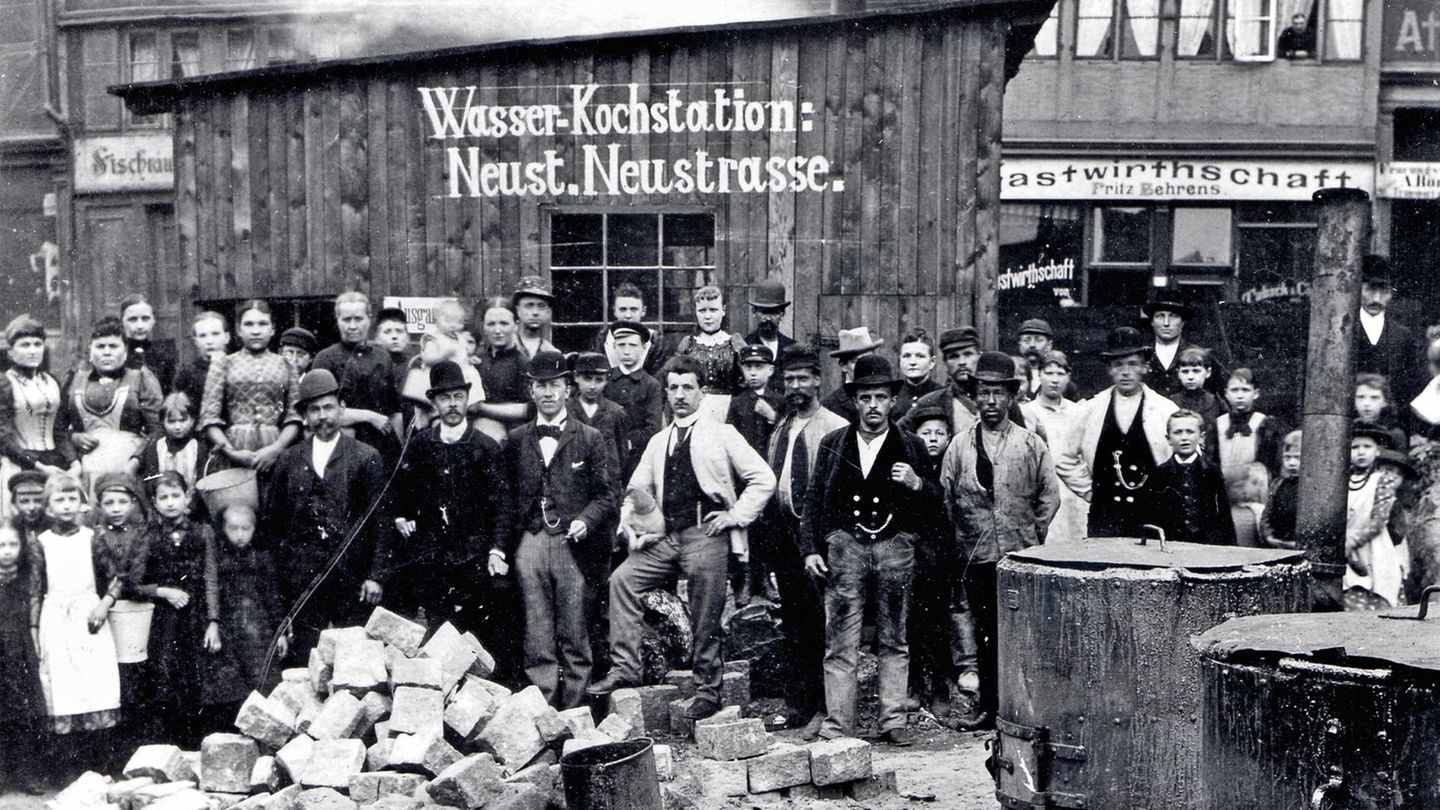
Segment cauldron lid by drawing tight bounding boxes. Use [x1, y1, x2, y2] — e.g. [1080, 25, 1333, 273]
[1009, 539, 1306, 573]
[1193, 611, 1440, 675]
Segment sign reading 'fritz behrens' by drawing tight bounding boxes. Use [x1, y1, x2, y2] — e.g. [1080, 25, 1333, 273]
[73, 134, 174, 194]
[1000, 157, 1374, 201]
[419, 83, 844, 198]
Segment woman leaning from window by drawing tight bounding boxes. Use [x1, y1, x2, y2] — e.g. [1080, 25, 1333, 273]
[197, 299, 300, 474]
[0, 315, 77, 514]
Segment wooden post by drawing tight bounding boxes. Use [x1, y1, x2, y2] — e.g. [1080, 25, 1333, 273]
[1296, 187, 1370, 612]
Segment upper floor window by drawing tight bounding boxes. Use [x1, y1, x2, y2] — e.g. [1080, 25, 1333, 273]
[169, 31, 201, 78]
[126, 32, 162, 128]
[1224, 0, 1362, 62]
[1076, 0, 1161, 60]
[1031, 7, 1060, 58]
[226, 29, 257, 72]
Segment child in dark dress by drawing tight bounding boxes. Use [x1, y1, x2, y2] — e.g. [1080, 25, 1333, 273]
[90, 472, 151, 757]
[0, 520, 47, 793]
[140, 471, 219, 747]
[203, 504, 286, 714]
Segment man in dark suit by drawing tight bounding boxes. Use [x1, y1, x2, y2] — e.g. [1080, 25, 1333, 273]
[726, 344, 784, 455]
[604, 321, 665, 477]
[505, 350, 618, 708]
[745, 280, 796, 398]
[389, 361, 516, 674]
[1355, 255, 1423, 429]
[1145, 289, 1199, 399]
[263, 369, 390, 658]
[801, 355, 941, 746]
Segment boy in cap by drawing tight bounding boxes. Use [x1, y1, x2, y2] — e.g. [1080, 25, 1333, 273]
[278, 327, 317, 376]
[605, 321, 665, 477]
[7, 470, 50, 545]
[505, 351, 617, 707]
[513, 276, 559, 360]
[726, 344, 784, 455]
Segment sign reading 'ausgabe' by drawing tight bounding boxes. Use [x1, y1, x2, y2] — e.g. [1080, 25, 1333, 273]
[419, 83, 845, 198]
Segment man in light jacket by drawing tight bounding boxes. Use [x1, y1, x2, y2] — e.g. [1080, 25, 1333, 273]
[588, 355, 775, 721]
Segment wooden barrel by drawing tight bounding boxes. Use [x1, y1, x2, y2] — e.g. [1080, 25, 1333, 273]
[1193, 598, 1440, 810]
[995, 540, 1310, 810]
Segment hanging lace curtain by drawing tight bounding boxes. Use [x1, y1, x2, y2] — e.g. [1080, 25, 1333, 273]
[1177, 0, 1216, 56]
[1076, 0, 1114, 57]
[1127, 0, 1161, 57]
[1227, 0, 1277, 59]
[227, 30, 257, 71]
[1326, 0, 1362, 59]
[170, 33, 201, 78]
[129, 33, 159, 82]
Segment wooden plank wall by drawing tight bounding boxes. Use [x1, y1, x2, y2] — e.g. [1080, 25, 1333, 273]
[172, 13, 1010, 369]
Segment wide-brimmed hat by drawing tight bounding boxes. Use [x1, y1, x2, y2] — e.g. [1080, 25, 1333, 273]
[295, 368, 341, 408]
[6, 469, 47, 494]
[1377, 447, 1418, 479]
[278, 326, 317, 355]
[1141, 289, 1194, 320]
[608, 320, 651, 344]
[526, 350, 570, 381]
[1099, 327, 1152, 360]
[1351, 420, 1397, 450]
[1017, 318, 1053, 338]
[1362, 254, 1393, 288]
[971, 351, 1022, 391]
[938, 326, 980, 352]
[426, 360, 471, 398]
[748, 279, 790, 309]
[779, 344, 822, 373]
[844, 354, 905, 395]
[512, 275, 555, 303]
[571, 351, 611, 376]
[830, 327, 885, 359]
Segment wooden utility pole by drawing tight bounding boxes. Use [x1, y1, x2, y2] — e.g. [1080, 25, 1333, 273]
[1296, 187, 1370, 611]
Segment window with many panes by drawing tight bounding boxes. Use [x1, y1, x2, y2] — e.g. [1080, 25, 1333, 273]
[125, 32, 162, 127]
[1075, 0, 1161, 59]
[226, 29, 258, 71]
[1179, 0, 1363, 61]
[546, 210, 716, 351]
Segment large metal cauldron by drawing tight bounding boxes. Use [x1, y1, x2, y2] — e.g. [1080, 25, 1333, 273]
[995, 538, 1310, 809]
[1194, 588, 1440, 810]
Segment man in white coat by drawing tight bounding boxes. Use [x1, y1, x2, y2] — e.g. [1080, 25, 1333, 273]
[1055, 327, 1178, 538]
[588, 355, 776, 721]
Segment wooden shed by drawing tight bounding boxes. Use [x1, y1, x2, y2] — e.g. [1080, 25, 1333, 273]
[112, 1, 1053, 366]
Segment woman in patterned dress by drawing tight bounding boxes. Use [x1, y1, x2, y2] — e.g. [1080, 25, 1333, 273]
[0, 315, 76, 516]
[671, 285, 745, 423]
[198, 299, 301, 474]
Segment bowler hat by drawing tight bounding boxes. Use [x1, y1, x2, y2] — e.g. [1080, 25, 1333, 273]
[1141, 289, 1195, 320]
[513, 275, 555, 303]
[278, 326, 317, 355]
[938, 326, 980, 352]
[748, 279, 791, 309]
[844, 354, 905, 396]
[971, 351, 1022, 391]
[526, 350, 570, 381]
[738, 344, 775, 365]
[1362, 255, 1393, 287]
[779, 344, 822, 373]
[608, 320, 652, 344]
[426, 360, 471, 398]
[830, 326, 885, 359]
[572, 351, 611, 376]
[6, 469, 47, 494]
[1099, 327, 1151, 360]
[295, 368, 341, 408]
[1017, 318, 1054, 338]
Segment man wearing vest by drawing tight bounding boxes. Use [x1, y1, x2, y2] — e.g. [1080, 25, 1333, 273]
[759, 344, 848, 733]
[505, 351, 618, 708]
[588, 355, 775, 721]
[801, 355, 941, 745]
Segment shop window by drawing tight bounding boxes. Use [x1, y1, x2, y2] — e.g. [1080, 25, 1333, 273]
[547, 210, 716, 352]
[999, 204, 1083, 305]
[1029, 7, 1060, 58]
[1235, 203, 1316, 297]
[226, 29, 257, 71]
[1090, 207, 1152, 265]
[1171, 208, 1233, 267]
[1075, 0, 1161, 59]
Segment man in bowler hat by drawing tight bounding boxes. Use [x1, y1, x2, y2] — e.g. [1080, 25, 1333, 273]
[746, 280, 796, 397]
[505, 350, 617, 708]
[801, 355, 940, 745]
[263, 368, 391, 657]
[1355, 255, 1423, 426]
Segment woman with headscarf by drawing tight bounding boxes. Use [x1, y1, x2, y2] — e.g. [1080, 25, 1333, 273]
[0, 315, 76, 515]
[198, 299, 301, 474]
[61, 317, 162, 497]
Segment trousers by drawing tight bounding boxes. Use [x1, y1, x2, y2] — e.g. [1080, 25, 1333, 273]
[515, 530, 593, 709]
[754, 513, 826, 717]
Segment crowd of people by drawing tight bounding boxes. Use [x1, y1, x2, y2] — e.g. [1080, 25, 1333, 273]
[0, 255, 1432, 792]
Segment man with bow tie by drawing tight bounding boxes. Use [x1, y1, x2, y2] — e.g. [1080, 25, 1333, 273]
[505, 351, 617, 708]
[588, 355, 775, 722]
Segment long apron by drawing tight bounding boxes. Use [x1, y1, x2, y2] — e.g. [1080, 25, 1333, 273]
[73, 375, 144, 499]
[1345, 472, 1403, 608]
[37, 528, 121, 727]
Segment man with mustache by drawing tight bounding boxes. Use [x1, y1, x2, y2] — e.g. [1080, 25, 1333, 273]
[1354, 255, 1422, 429]
[757, 345, 848, 734]
[263, 368, 390, 657]
[1015, 319, 1078, 403]
[800, 355, 940, 745]
[388, 361, 516, 676]
[745, 280, 796, 397]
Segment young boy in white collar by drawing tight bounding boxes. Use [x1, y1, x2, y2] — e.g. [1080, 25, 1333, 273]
[1149, 410, 1236, 545]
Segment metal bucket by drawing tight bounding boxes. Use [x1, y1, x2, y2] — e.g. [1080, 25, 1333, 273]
[1193, 587, 1440, 810]
[560, 737, 663, 810]
[108, 599, 155, 663]
[195, 467, 259, 515]
[995, 538, 1311, 810]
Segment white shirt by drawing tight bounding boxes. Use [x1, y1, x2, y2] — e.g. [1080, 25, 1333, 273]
[778, 415, 813, 507]
[1173, 453, 1197, 465]
[1154, 341, 1179, 370]
[1113, 390, 1142, 434]
[667, 412, 702, 456]
[579, 398, 599, 419]
[438, 421, 467, 445]
[537, 412, 567, 466]
[856, 429, 889, 479]
[312, 434, 340, 478]
[762, 338, 780, 364]
[1360, 309, 1385, 345]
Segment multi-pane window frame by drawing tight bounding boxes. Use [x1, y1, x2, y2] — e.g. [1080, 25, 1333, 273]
[544, 207, 718, 352]
[1028, 6, 1062, 59]
[1074, 0, 1163, 61]
[123, 29, 165, 129]
[1187, 0, 1365, 64]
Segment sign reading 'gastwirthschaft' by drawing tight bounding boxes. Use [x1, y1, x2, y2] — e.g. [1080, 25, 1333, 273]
[419, 83, 845, 198]
[1001, 158, 1373, 201]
